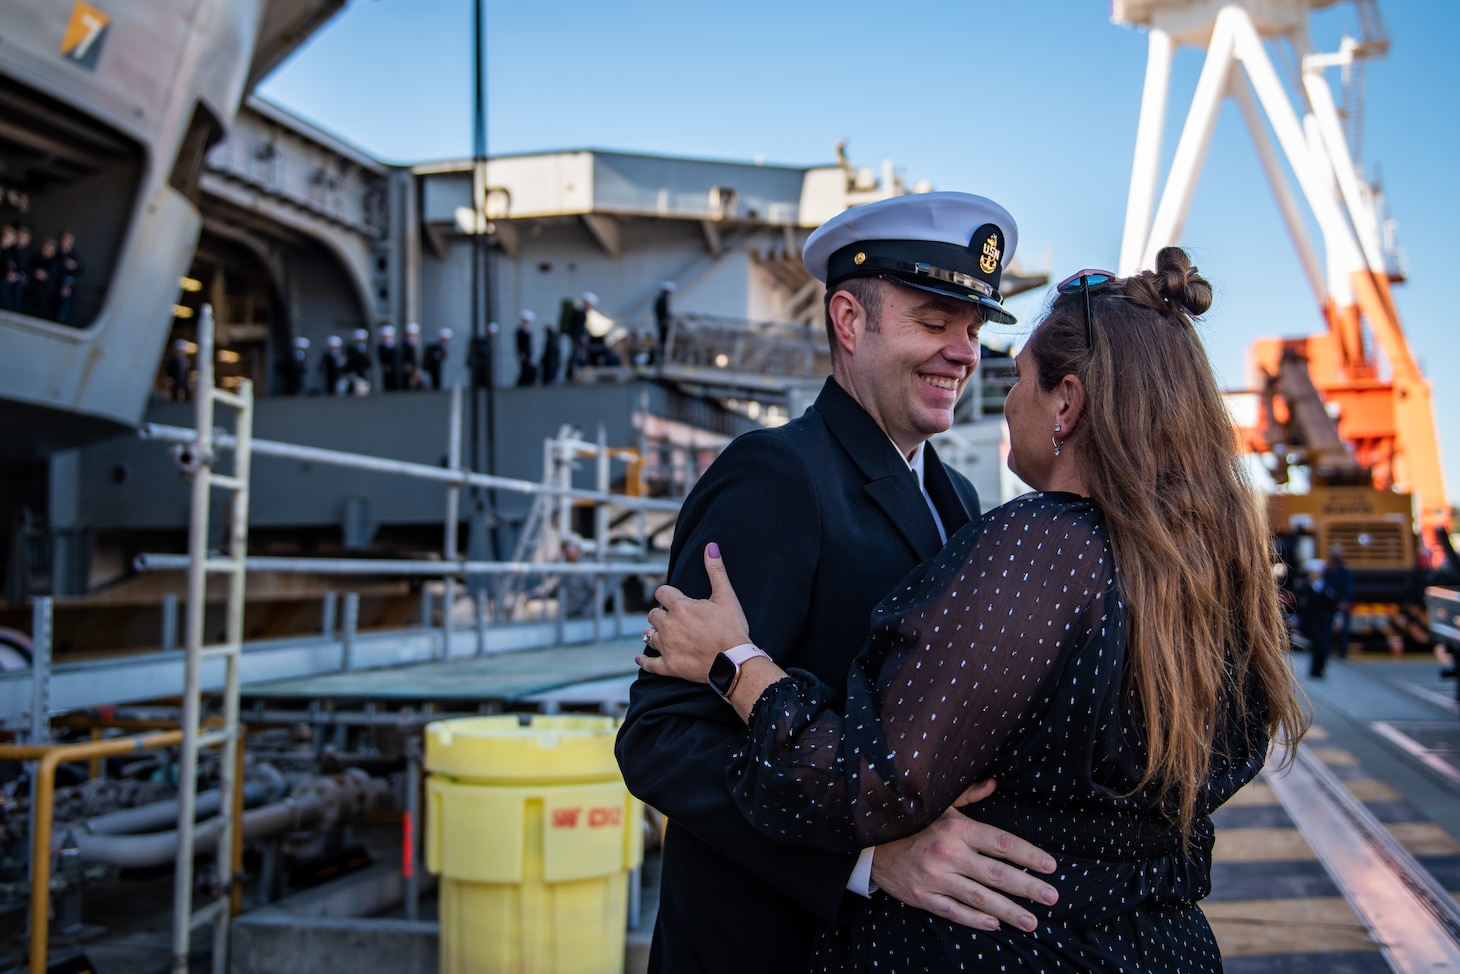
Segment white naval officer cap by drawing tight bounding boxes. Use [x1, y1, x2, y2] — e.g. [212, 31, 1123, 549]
[380, 325, 396, 338]
[438, 328, 453, 340]
[353, 328, 370, 342]
[582, 291, 598, 305]
[520, 309, 536, 323]
[327, 335, 342, 347]
[803, 191, 1019, 324]
[293, 336, 310, 350]
[659, 281, 676, 292]
[404, 321, 421, 336]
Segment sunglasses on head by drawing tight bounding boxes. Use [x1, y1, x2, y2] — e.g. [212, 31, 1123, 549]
[1055, 269, 1117, 348]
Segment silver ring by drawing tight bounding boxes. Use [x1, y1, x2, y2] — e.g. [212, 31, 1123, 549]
[642, 626, 656, 648]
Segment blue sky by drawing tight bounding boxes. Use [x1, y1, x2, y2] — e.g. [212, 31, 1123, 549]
[259, 0, 1460, 505]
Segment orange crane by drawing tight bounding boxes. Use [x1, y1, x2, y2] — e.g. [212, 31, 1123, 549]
[1111, 0, 1448, 553]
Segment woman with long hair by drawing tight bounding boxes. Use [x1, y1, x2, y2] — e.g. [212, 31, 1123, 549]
[638, 247, 1308, 972]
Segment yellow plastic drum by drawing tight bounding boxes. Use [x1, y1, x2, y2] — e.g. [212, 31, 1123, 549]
[425, 715, 644, 974]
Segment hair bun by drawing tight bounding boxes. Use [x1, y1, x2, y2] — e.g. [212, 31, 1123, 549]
[1152, 246, 1213, 318]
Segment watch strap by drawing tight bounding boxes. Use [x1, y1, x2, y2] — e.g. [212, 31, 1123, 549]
[723, 643, 769, 667]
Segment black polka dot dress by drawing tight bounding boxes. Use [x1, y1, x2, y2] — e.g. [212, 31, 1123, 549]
[725, 492, 1270, 972]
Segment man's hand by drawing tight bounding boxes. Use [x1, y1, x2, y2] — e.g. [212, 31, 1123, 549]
[871, 801, 1058, 932]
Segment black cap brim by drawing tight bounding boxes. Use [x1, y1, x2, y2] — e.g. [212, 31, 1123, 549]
[870, 276, 1018, 325]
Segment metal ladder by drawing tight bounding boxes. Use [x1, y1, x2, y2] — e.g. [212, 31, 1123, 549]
[500, 425, 578, 618]
[171, 304, 253, 974]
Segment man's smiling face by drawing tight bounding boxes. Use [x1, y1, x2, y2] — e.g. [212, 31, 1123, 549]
[835, 279, 984, 457]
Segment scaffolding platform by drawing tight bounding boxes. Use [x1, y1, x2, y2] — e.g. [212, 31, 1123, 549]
[238, 639, 643, 706]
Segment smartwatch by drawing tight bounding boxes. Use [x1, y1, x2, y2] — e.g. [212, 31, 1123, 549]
[708, 643, 771, 699]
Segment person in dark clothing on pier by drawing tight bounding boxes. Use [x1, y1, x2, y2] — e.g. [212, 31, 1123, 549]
[515, 310, 537, 386]
[402, 321, 423, 390]
[3, 225, 30, 314]
[53, 231, 82, 324]
[163, 339, 191, 402]
[1324, 545, 1356, 659]
[653, 281, 675, 364]
[539, 320, 561, 385]
[0, 225, 20, 312]
[26, 237, 57, 318]
[377, 325, 400, 391]
[322, 335, 346, 394]
[424, 327, 452, 389]
[345, 328, 373, 393]
[280, 336, 310, 395]
[1296, 558, 1337, 677]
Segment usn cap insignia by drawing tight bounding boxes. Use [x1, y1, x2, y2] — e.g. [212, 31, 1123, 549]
[974, 223, 1003, 275]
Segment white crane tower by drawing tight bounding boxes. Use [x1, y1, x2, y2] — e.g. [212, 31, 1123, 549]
[1111, 0, 1449, 544]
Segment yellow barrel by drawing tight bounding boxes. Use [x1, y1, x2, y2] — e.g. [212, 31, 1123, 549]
[425, 715, 644, 974]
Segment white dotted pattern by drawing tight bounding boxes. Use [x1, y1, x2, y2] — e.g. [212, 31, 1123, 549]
[725, 492, 1269, 972]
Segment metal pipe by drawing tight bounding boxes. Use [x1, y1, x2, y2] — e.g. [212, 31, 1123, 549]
[134, 553, 667, 577]
[443, 384, 463, 663]
[162, 593, 179, 652]
[139, 424, 683, 512]
[405, 736, 421, 921]
[25, 597, 52, 960]
[81, 780, 277, 836]
[215, 376, 253, 971]
[322, 591, 338, 640]
[29, 597, 52, 744]
[63, 792, 333, 869]
[0, 730, 186, 974]
[342, 592, 359, 670]
[174, 307, 216, 974]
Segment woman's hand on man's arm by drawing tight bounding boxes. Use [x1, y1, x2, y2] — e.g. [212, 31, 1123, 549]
[638, 542, 788, 721]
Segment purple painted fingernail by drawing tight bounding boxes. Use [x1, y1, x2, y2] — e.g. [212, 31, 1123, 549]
[707, 542, 721, 559]
[634, 656, 642, 666]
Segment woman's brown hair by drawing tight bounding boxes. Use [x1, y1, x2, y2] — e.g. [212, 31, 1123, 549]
[1027, 246, 1308, 838]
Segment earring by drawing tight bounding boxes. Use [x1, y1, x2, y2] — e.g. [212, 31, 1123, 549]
[1052, 423, 1062, 457]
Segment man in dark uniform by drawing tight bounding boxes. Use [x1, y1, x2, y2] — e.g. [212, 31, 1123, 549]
[617, 193, 1058, 974]
[321, 335, 346, 394]
[566, 291, 595, 377]
[424, 327, 452, 389]
[4, 225, 30, 315]
[53, 230, 82, 324]
[163, 338, 191, 402]
[402, 322, 423, 390]
[539, 320, 561, 385]
[279, 336, 309, 395]
[377, 325, 400, 391]
[345, 328, 373, 393]
[26, 237, 58, 318]
[514, 310, 537, 386]
[653, 280, 675, 364]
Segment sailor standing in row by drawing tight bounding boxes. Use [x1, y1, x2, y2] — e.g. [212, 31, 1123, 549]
[346, 328, 373, 392]
[653, 280, 675, 364]
[402, 321, 423, 389]
[424, 327, 452, 390]
[322, 335, 346, 394]
[516, 310, 537, 386]
[280, 336, 310, 395]
[378, 324, 399, 390]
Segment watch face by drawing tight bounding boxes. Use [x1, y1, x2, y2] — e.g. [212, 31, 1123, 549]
[708, 652, 737, 696]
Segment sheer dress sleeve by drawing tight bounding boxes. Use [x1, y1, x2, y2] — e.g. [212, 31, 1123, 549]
[726, 493, 1118, 853]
